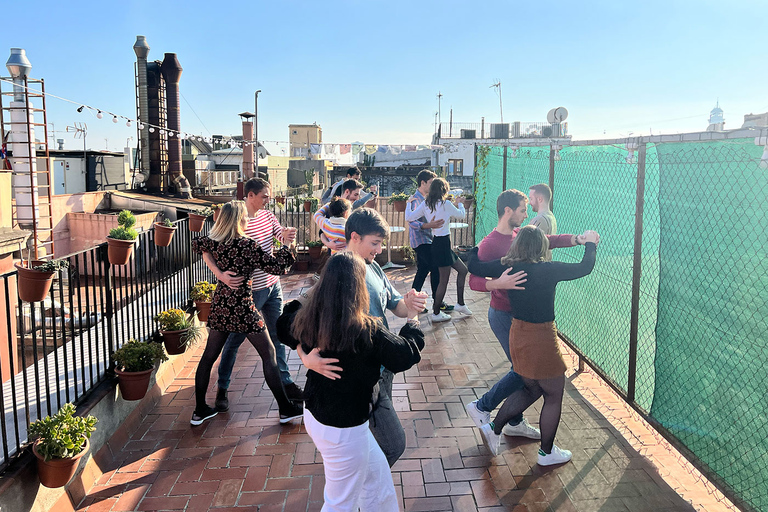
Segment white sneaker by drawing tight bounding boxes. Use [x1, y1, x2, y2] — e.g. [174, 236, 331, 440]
[465, 400, 490, 429]
[431, 311, 451, 323]
[480, 424, 501, 455]
[537, 445, 572, 466]
[502, 418, 541, 439]
[453, 304, 473, 316]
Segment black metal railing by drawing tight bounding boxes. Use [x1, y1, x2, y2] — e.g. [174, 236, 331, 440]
[0, 217, 215, 472]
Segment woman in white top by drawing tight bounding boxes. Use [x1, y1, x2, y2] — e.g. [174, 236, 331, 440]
[405, 178, 472, 322]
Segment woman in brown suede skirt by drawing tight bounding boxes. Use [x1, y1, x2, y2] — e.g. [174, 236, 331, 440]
[470, 226, 598, 464]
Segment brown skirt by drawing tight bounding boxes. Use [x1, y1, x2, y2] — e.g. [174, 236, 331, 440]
[508, 319, 566, 380]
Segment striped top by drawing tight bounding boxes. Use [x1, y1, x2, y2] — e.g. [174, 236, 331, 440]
[245, 210, 285, 290]
[323, 217, 347, 253]
[407, 190, 432, 249]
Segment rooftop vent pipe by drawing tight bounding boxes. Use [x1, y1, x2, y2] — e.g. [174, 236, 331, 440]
[133, 36, 151, 184]
[160, 53, 183, 185]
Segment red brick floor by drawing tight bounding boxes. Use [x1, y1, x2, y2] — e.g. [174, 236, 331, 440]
[76, 268, 739, 512]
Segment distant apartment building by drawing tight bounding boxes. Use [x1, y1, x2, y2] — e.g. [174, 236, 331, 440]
[289, 123, 322, 158]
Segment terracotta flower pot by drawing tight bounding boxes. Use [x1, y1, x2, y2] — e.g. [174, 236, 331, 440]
[115, 368, 153, 401]
[161, 329, 189, 355]
[276, 196, 285, 205]
[153, 223, 177, 247]
[308, 246, 323, 260]
[107, 238, 136, 266]
[196, 301, 211, 322]
[393, 200, 407, 212]
[15, 261, 56, 302]
[188, 213, 207, 232]
[33, 438, 89, 488]
[303, 201, 312, 213]
[213, 209, 220, 222]
[293, 259, 310, 272]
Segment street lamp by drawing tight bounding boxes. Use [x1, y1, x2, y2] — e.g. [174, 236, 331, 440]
[254, 90, 261, 173]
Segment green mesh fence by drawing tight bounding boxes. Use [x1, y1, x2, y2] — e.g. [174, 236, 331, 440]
[473, 139, 767, 511]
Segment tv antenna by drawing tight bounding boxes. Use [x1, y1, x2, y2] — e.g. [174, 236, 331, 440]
[66, 122, 88, 163]
[437, 91, 443, 128]
[490, 80, 503, 124]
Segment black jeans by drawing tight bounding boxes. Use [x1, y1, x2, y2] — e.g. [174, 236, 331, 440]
[412, 243, 439, 296]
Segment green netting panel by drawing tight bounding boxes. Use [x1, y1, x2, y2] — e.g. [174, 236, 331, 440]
[504, 147, 551, 212]
[650, 139, 768, 511]
[474, 146, 506, 243]
[546, 145, 641, 394]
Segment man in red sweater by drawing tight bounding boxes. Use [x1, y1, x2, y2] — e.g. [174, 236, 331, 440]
[465, 189, 592, 439]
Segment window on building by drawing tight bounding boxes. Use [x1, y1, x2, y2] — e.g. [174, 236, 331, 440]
[448, 159, 463, 176]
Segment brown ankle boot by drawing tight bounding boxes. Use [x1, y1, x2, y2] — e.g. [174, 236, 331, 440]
[215, 388, 229, 412]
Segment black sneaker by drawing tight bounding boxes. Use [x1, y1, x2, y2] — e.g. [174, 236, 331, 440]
[284, 382, 304, 402]
[190, 405, 218, 426]
[440, 303, 455, 311]
[215, 388, 229, 412]
[279, 403, 304, 424]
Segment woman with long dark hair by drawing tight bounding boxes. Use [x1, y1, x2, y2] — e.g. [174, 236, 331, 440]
[277, 252, 424, 511]
[405, 177, 471, 322]
[190, 201, 302, 426]
[470, 225, 599, 465]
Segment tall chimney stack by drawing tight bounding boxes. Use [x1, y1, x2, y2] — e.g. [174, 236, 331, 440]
[133, 36, 151, 183]
[160, 53, 183, 185]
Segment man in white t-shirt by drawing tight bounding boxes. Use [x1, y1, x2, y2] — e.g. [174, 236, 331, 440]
[202, 178, 301, 412]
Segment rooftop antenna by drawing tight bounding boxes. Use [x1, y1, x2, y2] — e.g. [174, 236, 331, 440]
[437, 91, 443, 129]
[66, 122, 88, 171]
[490, 80, 503, 124]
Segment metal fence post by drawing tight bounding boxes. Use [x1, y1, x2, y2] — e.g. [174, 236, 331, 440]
[502, 146, 508, 190]
[102, 244, 116, 357]
[627, 142, 646, 404]
[549, 146, 556, 211]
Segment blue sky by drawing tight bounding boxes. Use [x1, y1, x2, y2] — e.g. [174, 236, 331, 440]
[4, 0, 766, 151]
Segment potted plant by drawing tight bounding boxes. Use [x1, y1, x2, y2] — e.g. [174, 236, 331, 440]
[211, 203, 224, 222]
[29, 403, 97, 488]
[190, 281, 216, 322]
[275, 194, 286, 205]
[388, 192, 410, 212]
[188, 207, 212, 233]
[107, 210, 138, 266]
[302, 196, 319, 213]
[460, 193, 475, 208]
[306, 240, 324, 260]
[15, 258, 69, 302]
[154, 308, 204, 355]
[112, 339, 168, 401]
[153, 218, 177, 247]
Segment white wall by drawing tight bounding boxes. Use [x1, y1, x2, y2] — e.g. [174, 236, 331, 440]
[48, 157, 86, 195]
[437, 142, 475, 176]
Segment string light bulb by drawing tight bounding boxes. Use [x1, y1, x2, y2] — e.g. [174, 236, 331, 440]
[112, 116, 118, 123]
[96, 111, 103, 119]
[77, 106, 84, 113]
[138, 123, 145, 129]
[149, 127, 155, 133]
[126, 120, 132, 127]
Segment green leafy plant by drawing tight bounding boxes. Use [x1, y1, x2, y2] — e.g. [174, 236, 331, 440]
[32, 259, 70, 272]
[162, 218, 173, 227]
[109, 210, 138, 241]
[154, 308, 204, 347]
[190, 281, 216, 302]
[306, 240, 324, 248]
[193, 207, 213, 217]
[210, 203, 223, 211]
[388, 192, 409, 204]
[112, 338, 168, 372]
[301, 196, 319, 212]
[273, 236, 283, 249]
[28, 403, 97, 462]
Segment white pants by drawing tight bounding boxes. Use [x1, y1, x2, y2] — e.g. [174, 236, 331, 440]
[304, 408, 398, 512]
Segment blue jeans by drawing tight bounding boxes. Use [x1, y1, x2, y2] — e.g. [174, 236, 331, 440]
[217, 282, 293, 389]
[477, 307, 524, 425]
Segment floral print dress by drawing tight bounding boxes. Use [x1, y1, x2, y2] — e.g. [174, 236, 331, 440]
[191, 236, 295, 333]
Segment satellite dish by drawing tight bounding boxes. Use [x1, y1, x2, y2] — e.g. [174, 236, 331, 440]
[547, 107, 569, 123]
[547, 109, 557, 124]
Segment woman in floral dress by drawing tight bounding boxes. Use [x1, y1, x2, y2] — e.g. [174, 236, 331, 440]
[190, 201, 302, 426]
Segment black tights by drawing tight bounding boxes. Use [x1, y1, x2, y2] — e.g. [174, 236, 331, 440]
[432, 259, 468, 314]
[492, 375, 565, 453]
[195, 329, 293, 413]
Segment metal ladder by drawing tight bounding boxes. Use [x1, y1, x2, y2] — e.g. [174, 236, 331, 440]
[0, 76, 55, 260]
